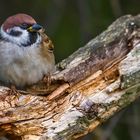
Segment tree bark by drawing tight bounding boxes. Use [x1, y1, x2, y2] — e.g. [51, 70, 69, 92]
[0, 14, 140, 140]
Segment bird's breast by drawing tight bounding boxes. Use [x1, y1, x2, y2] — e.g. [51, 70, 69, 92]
[0, 41, 55, 87]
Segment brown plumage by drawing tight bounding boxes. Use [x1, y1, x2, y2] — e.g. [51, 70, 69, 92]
[3, 13, 36, 31]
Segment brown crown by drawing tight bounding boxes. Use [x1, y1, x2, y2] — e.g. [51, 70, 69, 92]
[2, 13, 36, 31]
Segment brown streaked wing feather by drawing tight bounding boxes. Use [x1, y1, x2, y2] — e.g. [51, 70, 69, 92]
[39, 31, 55, 63]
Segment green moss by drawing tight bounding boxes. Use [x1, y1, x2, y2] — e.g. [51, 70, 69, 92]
[119, 84, 140, 108]
[121, 70, 140, 89]
[52, 116, 92, 140]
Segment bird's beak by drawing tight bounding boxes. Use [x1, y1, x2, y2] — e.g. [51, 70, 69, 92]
[27, 23, 43, 32]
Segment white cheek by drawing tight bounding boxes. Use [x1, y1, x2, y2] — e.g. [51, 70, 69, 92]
[0, 26, 29, 46]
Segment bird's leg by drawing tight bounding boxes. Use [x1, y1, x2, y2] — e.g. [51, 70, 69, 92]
[43, 73, 52, 87]
[5, 85, 20, 107]
[9, 85, 20, 97]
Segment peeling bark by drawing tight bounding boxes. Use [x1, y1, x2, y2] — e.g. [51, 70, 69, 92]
[0, 15, 140, 140]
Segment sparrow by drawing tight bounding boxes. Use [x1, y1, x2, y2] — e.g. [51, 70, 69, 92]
[0, 13, 55, 88]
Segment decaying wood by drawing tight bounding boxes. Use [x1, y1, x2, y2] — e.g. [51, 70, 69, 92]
[0, 14, 140, 140]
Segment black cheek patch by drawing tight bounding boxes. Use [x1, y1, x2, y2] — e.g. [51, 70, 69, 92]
[9, 30, 22, 36]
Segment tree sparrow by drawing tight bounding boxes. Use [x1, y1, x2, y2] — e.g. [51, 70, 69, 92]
[0, 13, 55, 88]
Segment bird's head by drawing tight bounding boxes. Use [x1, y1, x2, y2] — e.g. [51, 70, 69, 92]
[0, 13, 43, 47]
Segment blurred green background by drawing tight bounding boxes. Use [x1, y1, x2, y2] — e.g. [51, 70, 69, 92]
[0, 0, 140, 140]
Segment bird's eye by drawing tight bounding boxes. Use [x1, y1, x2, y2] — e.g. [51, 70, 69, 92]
[20, 23, 30, 29]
